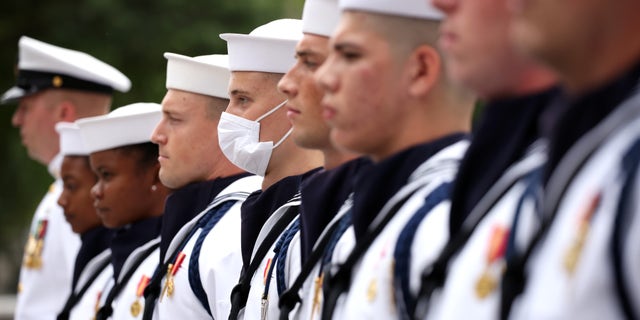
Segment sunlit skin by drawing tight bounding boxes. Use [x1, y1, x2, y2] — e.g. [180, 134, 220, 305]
[57, 156, 101, 234]
[89, 148, 166, 228]
[226, 71, 323, 189]
[278, 33, 358, 169]
[151, 89, 242, 189]
[431, 0, 556, 98]
[508, 0, 640, 93]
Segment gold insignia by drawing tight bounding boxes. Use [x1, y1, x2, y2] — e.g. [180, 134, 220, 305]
[17, 282, 23, 293]
[563, 193, 601, 276]
[130, 300, 141, 317]
[310, 273, 324, 319]
[366, 279, 378, 302]
[52, 76, 63, 88]
[475, 271, 497, 299]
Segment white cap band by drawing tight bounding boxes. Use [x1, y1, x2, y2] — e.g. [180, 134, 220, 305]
[165, 53, 230, 99]
[77, 103, 161, 153]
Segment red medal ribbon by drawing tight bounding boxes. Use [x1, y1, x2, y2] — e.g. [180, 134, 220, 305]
[136, 275, 150, 297]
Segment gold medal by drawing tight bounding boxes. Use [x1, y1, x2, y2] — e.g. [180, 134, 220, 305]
[475, 270, 497, 299]
[563, 193, 600, 276]
[474, 225, 509, 299]
[310, 273, 324, 319]
[31, 255, 42, 269]
[366, 279, 378, 302]
[160, 263, 173, 301]
[131, 275, 149, 317]
[130, 300, 141, 317]
[166, 277, 175, 297]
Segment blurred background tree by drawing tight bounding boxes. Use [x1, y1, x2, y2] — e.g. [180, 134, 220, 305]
[0, 0, 303, 294]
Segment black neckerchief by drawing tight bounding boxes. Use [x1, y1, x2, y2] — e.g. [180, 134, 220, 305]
[299, 157, 372, 263]
[545, 60, 640, 183]
[352, 133, 468, 240]
[448, 87, 560, 236]
[159, 173, 250, 261]
[240, 168, 321, 267]
[72, 226, 113, 289]
[110, 216, 162, 280]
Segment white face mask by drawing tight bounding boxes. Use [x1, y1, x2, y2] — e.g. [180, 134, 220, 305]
[218, 100, 293, 176]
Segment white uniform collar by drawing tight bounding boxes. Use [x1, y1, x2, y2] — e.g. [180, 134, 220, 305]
[48, 153, 63, 179]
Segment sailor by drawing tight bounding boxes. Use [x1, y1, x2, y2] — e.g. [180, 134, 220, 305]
[275, 0, 369, 318]
[55, 122, 113, 320]
[408, 0, 559, 318]
[1, 35, 130, 319]
[219, 19, 324, 319]
[313, 0, 475, 318]
[76, 103, 171, 319]
[503, 0, 640, 318]
[141, 52, 262, 320]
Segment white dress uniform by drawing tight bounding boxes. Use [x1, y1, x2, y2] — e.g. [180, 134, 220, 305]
[99, 239, 160, 320]
[289, 197, 355, 320]
[424, 143, 545, 320]
[67, 250, 113, 320]
[511, 87, 640, 319]
[154, 175, 262, 320]
[336, 140, 469, 320]
[15, 154, 81, 320]
[241, 198, 302, 320]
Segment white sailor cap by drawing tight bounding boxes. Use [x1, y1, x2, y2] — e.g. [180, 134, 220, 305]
[339, 0, 443, 20]
[56, 122, 89, 156]
[77, 103, 161, 153]
[220, 19, 303, 74]
[1, 36, 131, 104]
[302, 0, 340, 37]
[164, 53, 230, 99]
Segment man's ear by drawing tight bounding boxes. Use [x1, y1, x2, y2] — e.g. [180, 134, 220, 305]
[57, 100, 77, 122]
[407, 45, 441, 97]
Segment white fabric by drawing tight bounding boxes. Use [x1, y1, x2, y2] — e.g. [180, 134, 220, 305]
[98, 238, 160, 320]
[424, 144, 545, 320]
[154, 175, 263, 320]
[302, 0, 340, 37]
[164, 53, 230, 99]
[339, 0, 443, 20]
[68, 250, 113, 320]
[14, 177, 81, 320]
[293, 199, 355, 320]
[56, 122, 89, 156]
[217, 101, 291, 176]
[511, 102, 640, 319]
[220, 19, 302, 73]
[17, 36, 131, 92]
[76, 103, 161, 153]
[240, 200, 301, 320]
[336, 140, 468, 319]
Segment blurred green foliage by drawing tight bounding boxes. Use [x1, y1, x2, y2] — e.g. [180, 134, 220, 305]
[0, 0, 302, 293]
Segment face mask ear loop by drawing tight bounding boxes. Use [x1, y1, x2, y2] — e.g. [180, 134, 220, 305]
[256, 100, 288, 122]
[273, 127, 293, 148]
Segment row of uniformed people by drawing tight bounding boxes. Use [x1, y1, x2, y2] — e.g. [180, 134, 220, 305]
[5, 0, 640, 318]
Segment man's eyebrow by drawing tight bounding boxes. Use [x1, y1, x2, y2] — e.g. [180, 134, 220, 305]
[230, 89, 251, 96]
[295, 49, 318, 58]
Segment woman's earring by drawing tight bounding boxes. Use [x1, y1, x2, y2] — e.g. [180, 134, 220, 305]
[151, 185, 157, 192]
